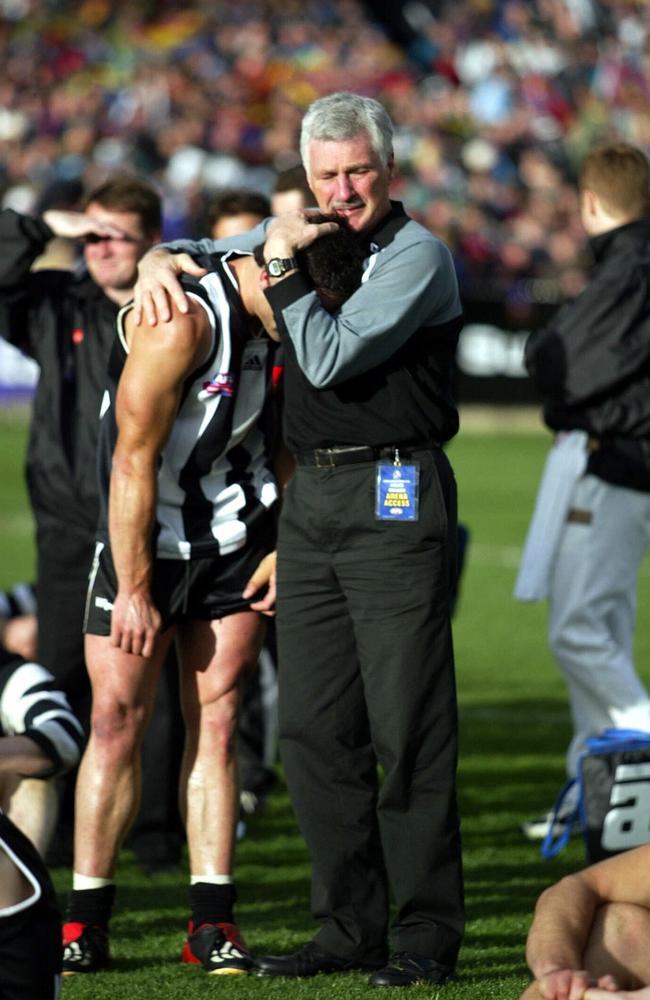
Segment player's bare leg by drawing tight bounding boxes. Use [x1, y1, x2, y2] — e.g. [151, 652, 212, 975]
[73, 630, 174, 878]
[178, 612, 264, 875]
[177, 611, 264, 975]
[63, 629, 175, 975]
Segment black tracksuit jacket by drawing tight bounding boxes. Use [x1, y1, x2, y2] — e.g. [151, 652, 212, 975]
[525, 216, 650, 491]
[0, 209, 118, 559]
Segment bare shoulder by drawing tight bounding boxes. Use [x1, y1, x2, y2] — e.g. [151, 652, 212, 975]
[115, 294, 212, 436]
[125, 296, 211, 373]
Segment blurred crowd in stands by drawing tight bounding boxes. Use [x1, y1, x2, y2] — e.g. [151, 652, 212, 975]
[0, 0, 648, 307]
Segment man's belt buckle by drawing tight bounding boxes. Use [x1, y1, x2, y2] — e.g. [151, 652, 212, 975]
[314, 448, 336, 468]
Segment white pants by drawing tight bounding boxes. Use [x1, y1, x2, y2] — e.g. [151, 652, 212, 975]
[548, 474, 650, 778]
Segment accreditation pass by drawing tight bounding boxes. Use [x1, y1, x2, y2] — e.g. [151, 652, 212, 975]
[375, 458, 420, 521]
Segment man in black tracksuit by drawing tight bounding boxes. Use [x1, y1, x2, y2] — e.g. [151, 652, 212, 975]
[0, 176, 179, 860]
[522, 143, 650, 830]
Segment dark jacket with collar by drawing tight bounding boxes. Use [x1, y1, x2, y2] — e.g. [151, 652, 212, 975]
[525, 216, 650, 491]
[0, 209, 119, 554]
[265, 202, 463, 452]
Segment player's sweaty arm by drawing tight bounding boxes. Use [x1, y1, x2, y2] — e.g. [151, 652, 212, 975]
[109, 300, 211, 656]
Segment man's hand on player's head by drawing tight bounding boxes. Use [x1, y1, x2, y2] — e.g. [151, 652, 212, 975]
[263, 210, 339, 262]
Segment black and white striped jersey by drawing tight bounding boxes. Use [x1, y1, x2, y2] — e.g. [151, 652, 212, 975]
[0, 582, 36, 621]
[0, 653, 84, 779]
[96, 252, 279, 561]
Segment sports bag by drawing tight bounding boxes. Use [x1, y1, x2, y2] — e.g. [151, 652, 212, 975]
[541, 728, 650, 862]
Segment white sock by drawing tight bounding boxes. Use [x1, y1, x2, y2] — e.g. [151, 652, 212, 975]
[190, 874, 233, 885]
[72, 873, 115, 891]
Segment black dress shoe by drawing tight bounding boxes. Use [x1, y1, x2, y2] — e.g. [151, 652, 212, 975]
[368, 952, 454, 987]
[254, 940, 382, 978]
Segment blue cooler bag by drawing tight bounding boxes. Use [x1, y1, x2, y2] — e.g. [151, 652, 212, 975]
[541, 728, 650, 862]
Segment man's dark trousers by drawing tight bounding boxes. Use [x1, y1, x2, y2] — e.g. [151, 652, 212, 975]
[276, 447, 464, 967]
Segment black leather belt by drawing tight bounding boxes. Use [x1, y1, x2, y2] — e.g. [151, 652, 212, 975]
[294, 444, 439, 468]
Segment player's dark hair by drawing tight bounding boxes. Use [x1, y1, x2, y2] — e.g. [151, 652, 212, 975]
[254, 214, 364, 308]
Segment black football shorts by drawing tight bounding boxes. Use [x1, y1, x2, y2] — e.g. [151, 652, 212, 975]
[84, 535, 273, 636]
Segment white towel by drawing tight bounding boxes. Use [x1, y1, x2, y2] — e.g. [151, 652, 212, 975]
[514, 430, 588, 602]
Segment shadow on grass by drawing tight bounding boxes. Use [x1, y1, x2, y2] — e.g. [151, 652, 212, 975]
[464, 858, 581, 916]
[459, 697, 573, 827]
[459, 697, 571, 754]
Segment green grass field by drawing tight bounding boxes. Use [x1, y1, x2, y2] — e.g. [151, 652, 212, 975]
[1, 406, 649, 999]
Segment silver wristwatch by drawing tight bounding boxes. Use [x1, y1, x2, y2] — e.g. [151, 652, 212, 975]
[266, 257, 298, 277]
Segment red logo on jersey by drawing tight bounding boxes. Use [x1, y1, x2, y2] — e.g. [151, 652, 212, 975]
[72, 328, 84, 345]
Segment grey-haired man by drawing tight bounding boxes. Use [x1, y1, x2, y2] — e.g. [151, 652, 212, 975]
[135, 91, 465, 988]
